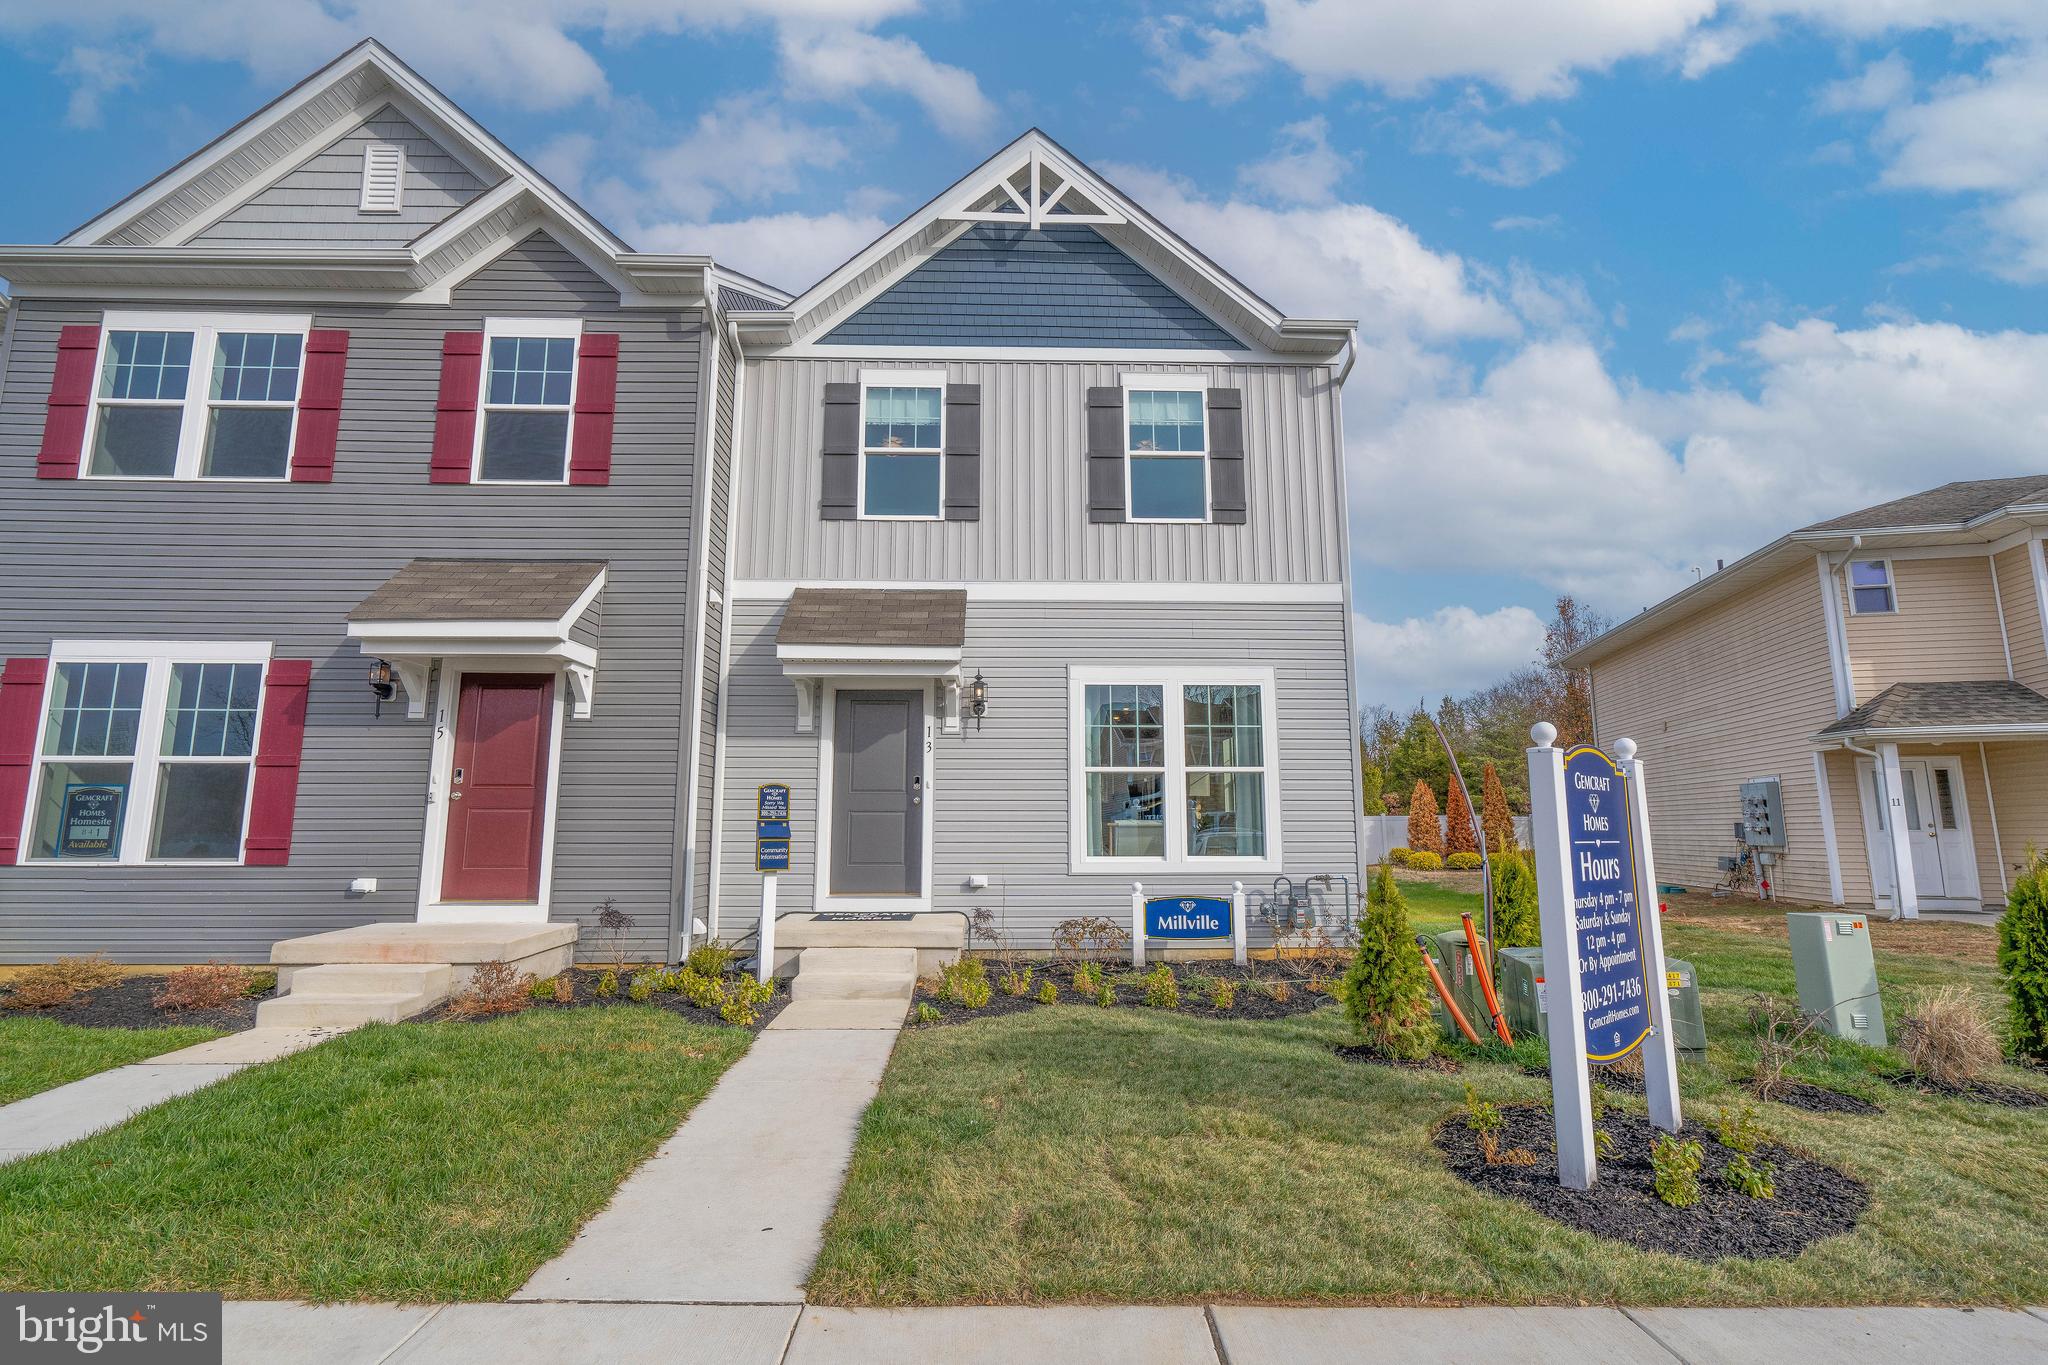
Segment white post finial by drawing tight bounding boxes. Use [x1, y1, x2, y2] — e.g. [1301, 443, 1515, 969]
[1613, 737, 1637, 762]
[1530, 721, 1557, 749]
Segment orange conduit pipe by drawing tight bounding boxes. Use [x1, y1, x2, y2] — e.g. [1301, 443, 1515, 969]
[1462, 912, 1514, 1045]
[1417, 935, 1483, 1046]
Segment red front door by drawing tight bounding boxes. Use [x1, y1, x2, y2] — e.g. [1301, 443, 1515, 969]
[441, 674, 554, 902]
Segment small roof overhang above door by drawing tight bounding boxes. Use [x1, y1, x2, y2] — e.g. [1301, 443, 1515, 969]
[346, 558, 607, 719]
[774, 587, 967, 733]
[1813, 680, 2048, 745]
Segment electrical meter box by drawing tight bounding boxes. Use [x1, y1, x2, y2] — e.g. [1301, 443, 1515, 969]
[1494, 946, 1705, 1058]
[1740, 777, 1786, 848]
[1425, 929, 1492, 1035]
[1786, 912, 1886, 1046]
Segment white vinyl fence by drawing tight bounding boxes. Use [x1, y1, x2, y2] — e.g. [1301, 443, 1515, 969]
[1363, 814, 1529, 865]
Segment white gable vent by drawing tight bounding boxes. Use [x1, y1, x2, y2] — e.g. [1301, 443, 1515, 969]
[359, 142, 405, 213]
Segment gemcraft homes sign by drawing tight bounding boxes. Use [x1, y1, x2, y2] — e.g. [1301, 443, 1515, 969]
[1562, 747, 1653, 1065]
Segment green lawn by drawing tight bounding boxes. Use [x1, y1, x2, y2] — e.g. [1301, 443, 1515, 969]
[0, 1007, 750, 1302]
[0, 1018, 224, 1104]
[809, 882, 2047, 1307]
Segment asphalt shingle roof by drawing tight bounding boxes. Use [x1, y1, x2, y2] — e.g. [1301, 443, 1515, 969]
[777, 588, 967, 649]
[349, 559, 606, 622]
[1817, 680, 2048, 737]
[1801, 477, 2048, 533]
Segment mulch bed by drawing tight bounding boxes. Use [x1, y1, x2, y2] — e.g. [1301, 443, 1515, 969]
[1523, 1063, 1646, 1095]
[417, 966, 790, 1032]
[1881, 1071, 2048, 1109]
[1335, 1044, 1462, 1073]
[909, 957, 1343, 1028]
[1436, 1104, 1869, 1261]
[1751, 1079, 1885, 1115]
[2, 975, 266, 1033]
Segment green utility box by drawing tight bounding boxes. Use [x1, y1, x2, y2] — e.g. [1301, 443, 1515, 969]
[1786, 911, 1887, 1046]
[1424, 929, 1492, 1036]
[1493, 946, 1707, 1058]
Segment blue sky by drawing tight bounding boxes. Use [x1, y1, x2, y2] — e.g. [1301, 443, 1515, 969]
[5, 2, 2048, 708]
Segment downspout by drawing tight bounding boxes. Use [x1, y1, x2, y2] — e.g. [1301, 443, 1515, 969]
[1818, 535, 1861, 716]
[1329, 331, 1369, 916]
[703, 317, 749, 944]
[671, 281, 720, 965]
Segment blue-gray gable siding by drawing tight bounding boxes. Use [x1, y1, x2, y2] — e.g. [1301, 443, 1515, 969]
[819, 224, 1247, 350]
[0, 233, 700, 963]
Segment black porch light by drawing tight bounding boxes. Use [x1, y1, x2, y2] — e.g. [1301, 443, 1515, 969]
[970, 669, 988, 729]
[367, 658, 397, 701]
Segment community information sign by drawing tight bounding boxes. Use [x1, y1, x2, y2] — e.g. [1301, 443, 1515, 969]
[1561, 747, 1653, 1065]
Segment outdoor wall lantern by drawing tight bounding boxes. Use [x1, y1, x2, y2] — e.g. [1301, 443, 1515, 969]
[970, 669, 988, 729]
[368, 658, 397, 714]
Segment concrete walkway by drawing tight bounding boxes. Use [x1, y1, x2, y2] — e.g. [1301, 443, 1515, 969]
[515, 1014, 900, 1303]
[220, 1302, 2048, 1365]
[0, 1026, 344, 1164]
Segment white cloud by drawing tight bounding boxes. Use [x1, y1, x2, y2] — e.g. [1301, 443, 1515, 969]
[1492, 213, 1561, 233]
[776, 24, 997, 139]
[1352, 605, 1547, 708]
[1414, 94, 1569, 187]
[632, 102, 851, 220]
[1815, 51, 1913, 113]
[55, 44, 143, 126]
[1236, 116, 1351, 204]
[635, 207, 889, 292]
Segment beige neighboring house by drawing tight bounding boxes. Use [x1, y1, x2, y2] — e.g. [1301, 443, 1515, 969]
[1565, 477, 2048, 918]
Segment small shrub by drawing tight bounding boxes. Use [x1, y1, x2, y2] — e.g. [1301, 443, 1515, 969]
[1491, 851, 1541, 948]
[4, 952, 125, 1009]
[2000, 846, 2048, 1061]
[1096, 985, 1116, 1008]
[595, 899, 637, 972]
[1142, 964, 1179, 1009]
[1266, 978, 1293, 1004]
[1593, 1129, 1614, 1161]
[1036, 979, 1059, 1006]
[1386, 846, 1413, 868]
[627, 972, 655, 1003]
[1724, 1151, 1777, 1199]
[914, 1002, 943, 1025]
[1899, 985, 2001, 1086]
[1072, 960, 1104, 994]
[1749, 993, 1829, 1099]
[1211, 979, 1236, 1010]
[941, 958, 991, 1009]
[152, 961, 257, 1013]
[528, 974, 559, 1002]
[685, 941, 736, 978]
[1403, 850, 1445, 872]
[718, 976, 775, 1026]
[1463, 1085, 1535, 1165]
[552, 972, 576, 1004]
[1052, 915, 1131, 961]
[999, 965, 1035, 997]
[1343, 865, 1434, 1061]
[1650, 1133, 1704, 1208]
[1463, 1084, 1502, 1138]
[679, 968, 721, 1009]
[595, 970, 618, 998]
[1306, 974, 1331, 995]
[1714, 1102, 1769, 1156]
[446, 960, 533, 1018]
[1444, 851, 1483, 871]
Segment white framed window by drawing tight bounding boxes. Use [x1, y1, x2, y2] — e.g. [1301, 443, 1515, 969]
[22, 641, 273, 866]
[1068, 665, 1280, 873]
[1122, 375, 1208, 523]
[83, 312, 311, 481]
[360, 143, 405, 213]
[859, 369, 945, 519]
[475, 316, 582, 484]
[1847, 558, 1897, 614]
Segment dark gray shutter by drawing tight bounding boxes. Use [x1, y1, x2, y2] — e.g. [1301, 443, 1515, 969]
[1207, 387, 1246, 525]
[1086, 386, 1125, 523]
[943, 383, 980, 521]
[820, 382, 859, 520]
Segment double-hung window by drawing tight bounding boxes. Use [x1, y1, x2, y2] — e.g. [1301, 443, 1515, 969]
[1124, 378, 1208, 522]
[86, 313, 309, 480]
[860, 372, 944, 518]
[1847, 559, 1896, 614]
[1071, 666, 1280, 871]
[25, 642, 271, 864]
[477, 317, 581, 483]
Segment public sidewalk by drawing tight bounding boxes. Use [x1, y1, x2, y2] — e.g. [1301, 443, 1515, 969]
[222, 1301, 2048, 1365]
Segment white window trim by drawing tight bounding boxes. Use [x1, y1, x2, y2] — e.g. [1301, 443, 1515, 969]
[82, 312, 312, 483]
[1120, 375, 1210, 525]
[1846, 557, 1899, 615]
[21, 640, 274, 868]
[1067, 664, 1282, 875]
[359, 143, 406, 213]
[472, 316, 584, 485]
[857, 369, 947, 521]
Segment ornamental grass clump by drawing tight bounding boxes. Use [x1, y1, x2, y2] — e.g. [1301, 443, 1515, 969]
[1898, 985, 2000, 1087]
[1998, 848, 2048, 1061]
[1342, 864, 1434, 1062]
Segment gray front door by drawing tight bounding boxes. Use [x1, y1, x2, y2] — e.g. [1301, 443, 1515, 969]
[830, 690, 923, 895]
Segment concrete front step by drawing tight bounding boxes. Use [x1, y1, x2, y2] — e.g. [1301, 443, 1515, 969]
[790, 971, 915, 1002]
[283, 962, 453, 997]
[772, 914, 963, 978]
[797, 946, 919, 976]
[255, 962, 453, 1028]
[258, 992, 429, 1028]
[270, 921, 577, 992]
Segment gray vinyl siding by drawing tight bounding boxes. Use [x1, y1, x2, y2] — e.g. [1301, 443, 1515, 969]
[736, 358, 1344, 584]
[0, 232, 698, 963]
[821, 224, 1246, 350]
[192, 106, 492, 247]
[691, 329, 743, 910]
[714, 599, 1362, 946]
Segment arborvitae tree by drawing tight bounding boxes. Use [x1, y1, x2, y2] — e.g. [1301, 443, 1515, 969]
[1407, 780, 1445, 856]
[1360, 752, 1387, 815]
[1343, 864, 1435, 1060]
[1492, 850, 1541, 949]
[1999, 848, 2048, 1061]
[1480, 761, 1515, 853]
[1444, 777, 1478, 856]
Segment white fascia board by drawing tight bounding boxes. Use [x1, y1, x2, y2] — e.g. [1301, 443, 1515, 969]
[764, 342, 1298, 364]
[776, 644, 963, 665]
[1816, 723, 2048, 743]
[551, 569, 609, 634]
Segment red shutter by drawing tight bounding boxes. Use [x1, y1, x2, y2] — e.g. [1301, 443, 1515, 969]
[243, 659, 311, 866]
[289, 329, 349, 483]
[0, 658, 50, 865]
[37, 325, 101, 479]
[569, 332, 618, 486]
[430, 331, 484, 484]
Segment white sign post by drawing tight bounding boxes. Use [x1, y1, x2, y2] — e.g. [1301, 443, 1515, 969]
[1527, 722, 1596, 1190]
[1231, 881, 1247, 967]
[1130, 881, 1146, 969]
[757, 871, 776, 985]
[1617, 737, 1683, 1134]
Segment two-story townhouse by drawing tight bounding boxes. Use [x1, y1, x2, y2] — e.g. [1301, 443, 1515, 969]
[1565, 477, 2048, 919]
[706, 133, 1368, 963]
[0, 40, 776, 965]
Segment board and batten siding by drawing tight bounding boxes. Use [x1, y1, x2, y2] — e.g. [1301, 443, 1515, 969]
[1840, 555, 2010, 703]
[713, 599, 1362, 946]
[1588, 563, 1843, 904]
[191, 106, 493, 247]
[1995, 543, 2048, 693]
[734, 357, 1344, 584]
[0, 232, 701, 962]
